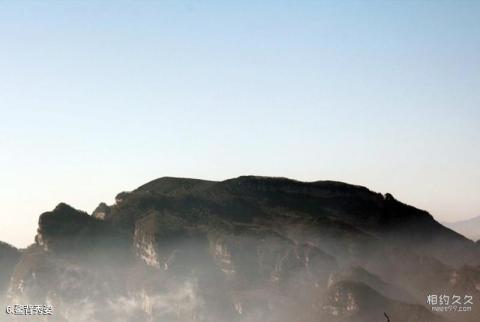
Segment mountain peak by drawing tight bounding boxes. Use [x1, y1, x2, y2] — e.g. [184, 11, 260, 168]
[135, 176, 216, 195]
[53, 202, 79, 214]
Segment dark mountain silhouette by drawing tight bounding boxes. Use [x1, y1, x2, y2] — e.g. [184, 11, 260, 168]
[2, 176, 479, 322]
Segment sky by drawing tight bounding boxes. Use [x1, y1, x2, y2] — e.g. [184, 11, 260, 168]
[0, 1, 479, 248]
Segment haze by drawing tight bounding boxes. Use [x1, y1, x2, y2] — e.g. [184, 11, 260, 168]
[1, 1, 479, 248]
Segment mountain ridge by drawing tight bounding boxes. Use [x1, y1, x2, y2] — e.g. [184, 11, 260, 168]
[443, 215, 480, 241]
[104, 176, 478, 267]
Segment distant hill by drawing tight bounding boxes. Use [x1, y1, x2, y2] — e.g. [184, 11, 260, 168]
[443, 215, 480, 241]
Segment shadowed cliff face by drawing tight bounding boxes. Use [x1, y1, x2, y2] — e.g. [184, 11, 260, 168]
[2, 176, 479, 322]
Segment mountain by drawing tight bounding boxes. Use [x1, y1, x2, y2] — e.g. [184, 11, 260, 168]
[2, 176, 479, 322]
[0, 242, 20, 297]
[443, 215, 480, 241]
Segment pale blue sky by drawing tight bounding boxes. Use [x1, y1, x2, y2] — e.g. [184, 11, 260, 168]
[1, 1, 479, 247]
